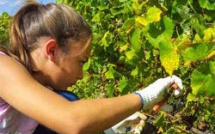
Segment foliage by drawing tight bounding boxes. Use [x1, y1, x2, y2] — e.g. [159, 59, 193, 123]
[56, 0, 215, 133]
[0, 12, 11, 45]
[1, 0, 215, 133]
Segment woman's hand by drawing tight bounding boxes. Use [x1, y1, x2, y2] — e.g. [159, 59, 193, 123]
[134, 75, 183, 110]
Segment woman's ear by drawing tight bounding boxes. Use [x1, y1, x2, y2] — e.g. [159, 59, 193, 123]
[45, 39, 57, 61]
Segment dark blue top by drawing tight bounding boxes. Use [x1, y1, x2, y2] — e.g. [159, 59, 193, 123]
[33, 90, 79, 134]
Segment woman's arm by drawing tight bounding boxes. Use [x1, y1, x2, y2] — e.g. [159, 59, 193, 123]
[0, 55, 141, 134]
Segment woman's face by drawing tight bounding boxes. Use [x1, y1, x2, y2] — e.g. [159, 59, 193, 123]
[52, 39, 91, 90]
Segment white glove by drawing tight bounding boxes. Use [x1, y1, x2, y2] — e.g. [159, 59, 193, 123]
[134, 75, 183, 110]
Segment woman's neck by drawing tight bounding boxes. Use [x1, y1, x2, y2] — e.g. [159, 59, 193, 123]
[30, 49, 49, 87]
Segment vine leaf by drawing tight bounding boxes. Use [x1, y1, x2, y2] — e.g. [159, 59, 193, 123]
[135, 16, 148, 27]
[105, 83, 115, 98]
[182, 44, 211, 62]
[147, 16, 175, 48]
[159, 40, 179, 76]
[203, 28, 215, 41]
[105, 66, 116, 79]
[146, 6, 162, 23]
[122, 18, 135, 33]
[130, 28, 141, 52]
[153, 111, 166, 127]
[135, 6, 162, 27]
[118, 76, 128, 93]
[101, 31, 109, 47]
[199, 0, 215, 10]
[125, 50, 136, 60]
[191, 62, 215, 96]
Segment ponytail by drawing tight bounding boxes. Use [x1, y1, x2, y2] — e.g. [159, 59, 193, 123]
[3, 0, 92, 72]
[9, 1, 41, 71]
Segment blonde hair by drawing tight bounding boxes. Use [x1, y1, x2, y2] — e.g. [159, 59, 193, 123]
[1, 0, 92, 71]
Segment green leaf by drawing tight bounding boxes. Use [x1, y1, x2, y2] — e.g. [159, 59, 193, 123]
[153, 112, 166, 127]
[118, 76, 128, 93]
[191, 62, 215, 96]
[132, 0, 146, 14]
[83, 59, 90, 71]
[131, 67, 139, 77]
[101, 31, 113, 47]
[122, 18, 135, 33]
[162, 16, 175, 38]
[199, 0, 215, 10]
[146, 6, 162, 23]
[209, 61, 215, 76]
[92, 12, 104, 23]
[110, 5, 125, 16]
[125, 50, 137, 60]
[191, 17, 206, 37]
[135, 6, 162, 27]
[204, 110, 212, 122]
[187, 93, 198, 101]
[147, 16, 175, 48]
[105, 83, 115, 98]
[105, 67, 116, 79]
[182, 44, 209, 62]
[130, 28, 141, 51]
[97, 5, 109, 11]
[176, 5, 191, 20]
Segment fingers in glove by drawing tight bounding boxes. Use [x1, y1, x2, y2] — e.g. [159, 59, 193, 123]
[171, 75, 183, 90]
[170, 75, 183, 97]
[153, 99, 166, 111]
[153, 83, 178, 112]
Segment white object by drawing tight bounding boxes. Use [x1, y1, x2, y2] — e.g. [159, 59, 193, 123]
[104, 112, 147, 134]
[135, 75, 183, 110]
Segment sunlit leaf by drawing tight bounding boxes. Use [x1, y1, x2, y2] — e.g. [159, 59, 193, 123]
[206, 50, 215, 60]
[105, 67, 115, 79]
[159, 40, 179, 76]
[101, 31, 113, 47]
[83, 59, 90, 71]
[187, 93, 198, 101]
[203, 28, 215, 41]
[146, 6, 162, 23]
[135, 16, 148, 27]
[92, 12, 102, 23]
[119, 44, 128, 52]
[125, 50, 136, 60]
[130, 28, 141, 51]
[131, 67, 139, 77]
